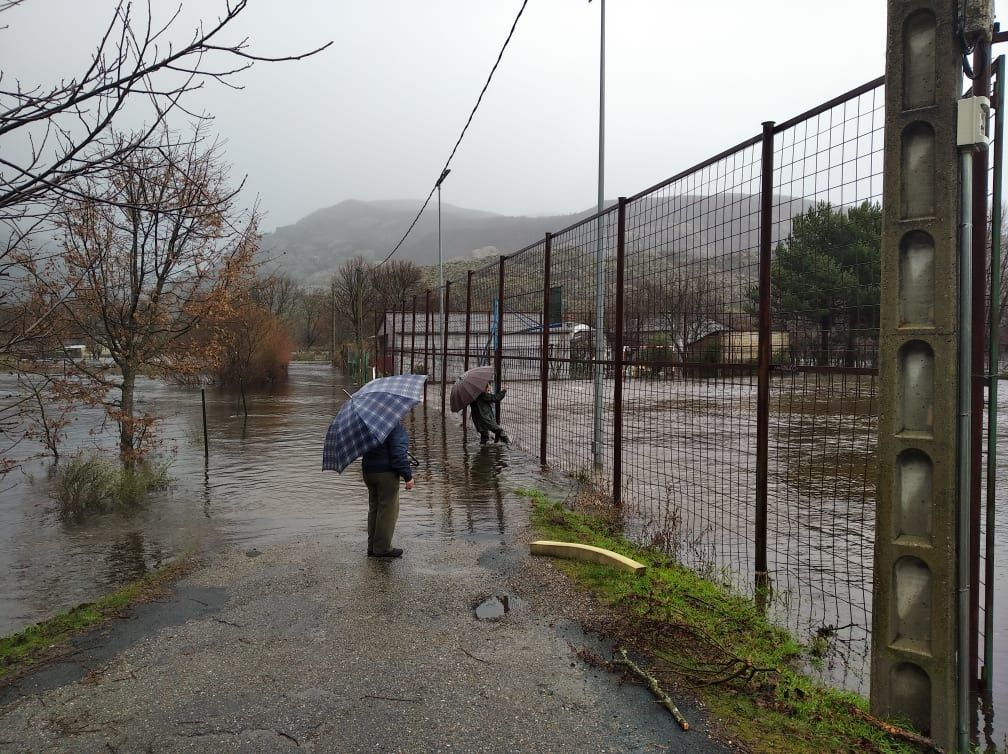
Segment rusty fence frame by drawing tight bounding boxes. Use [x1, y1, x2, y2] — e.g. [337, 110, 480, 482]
[373, 69, 1000, 698]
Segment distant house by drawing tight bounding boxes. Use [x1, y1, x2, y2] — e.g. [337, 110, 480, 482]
[623, 315, 788, 375]
[685, 329, 789, 366]
[63, 344, 87, 360]
[378, 311, 604, 380]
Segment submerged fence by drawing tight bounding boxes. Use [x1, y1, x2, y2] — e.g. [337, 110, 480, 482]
[378, 73, 1001, 695]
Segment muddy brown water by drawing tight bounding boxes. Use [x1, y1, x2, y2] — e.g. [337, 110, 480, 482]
[0, 363, 558, 637]
[1, 362, 1006, 746]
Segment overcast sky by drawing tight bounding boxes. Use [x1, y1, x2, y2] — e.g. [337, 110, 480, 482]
[3, 1, 894, 233]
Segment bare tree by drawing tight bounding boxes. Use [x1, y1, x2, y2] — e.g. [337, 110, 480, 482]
[295, 288, 328, 352]
[0, 1, 329, 219]
[331, 256, 374, 359]
[0, 1, 329, 360]
[371, 260, 425, 314]
[640, 268, 725, 369]
[249, 273, 300, 323]
[37, 127, 258, 463]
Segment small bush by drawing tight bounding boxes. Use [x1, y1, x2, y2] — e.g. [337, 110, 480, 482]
[53, 453, 171, 520]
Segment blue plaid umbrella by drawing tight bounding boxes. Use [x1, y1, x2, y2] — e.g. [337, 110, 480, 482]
[322, 374, 426, 472]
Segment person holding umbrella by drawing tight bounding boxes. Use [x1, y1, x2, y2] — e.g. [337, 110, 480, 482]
[450, 366, 510, 446]
[360, 422, 413, 558]
[322, 374, 425, 559]
[471, 382, 509, 445]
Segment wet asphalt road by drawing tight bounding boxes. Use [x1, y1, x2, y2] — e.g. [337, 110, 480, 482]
[0, 511, 738, 753]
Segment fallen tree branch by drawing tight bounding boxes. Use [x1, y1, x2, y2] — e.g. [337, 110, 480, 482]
[846, 704, 944, 753]
[613, 647, 689, 731]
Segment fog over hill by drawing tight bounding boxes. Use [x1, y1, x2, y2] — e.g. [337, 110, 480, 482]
[260, 196, 812, 288]
[260, 199, 592, 287]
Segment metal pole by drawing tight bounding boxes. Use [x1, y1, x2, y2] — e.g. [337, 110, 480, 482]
[540, 234, 552, 465]
[464, 270, 473, 428]
[389, 306, 396, 376]
[399, 298, 406, 375]
[592, 0, 606, 469]
[755, 120, 775, 593]
[424, 289, 431, 381]
[983, 52, 1004, 694]
[436, 168, 450, 393]
[201, 387, 208, 461]
[441, 280, 450, 413]
[330, 282, 337, 367]
[495, 257, 506, 423]
[969, 42, 992, 696]
[612, 198, 626, 506]
[957, 149, 974, 754]
[411, 295, 419, 397]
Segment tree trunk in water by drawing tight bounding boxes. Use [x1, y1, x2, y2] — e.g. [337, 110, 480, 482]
[119, 368, 136, 466]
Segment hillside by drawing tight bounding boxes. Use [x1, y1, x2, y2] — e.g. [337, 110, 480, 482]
[259, 195, 810, 288]
[259, 199, 592, 287]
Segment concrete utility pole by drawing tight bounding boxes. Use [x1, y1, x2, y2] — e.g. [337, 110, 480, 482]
[871, 1, 992, 751]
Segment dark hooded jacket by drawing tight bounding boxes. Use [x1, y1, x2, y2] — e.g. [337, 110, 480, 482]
[361, 423, 412, 481]
[470, 388, 506, 434]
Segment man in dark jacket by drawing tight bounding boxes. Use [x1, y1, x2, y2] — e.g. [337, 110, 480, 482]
[470, 383, 509, 445]
[361, 422, 414, 558]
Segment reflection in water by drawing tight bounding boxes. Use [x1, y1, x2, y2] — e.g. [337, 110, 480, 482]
[103, 531, 155, 583]
[0, 363, 552, 639]
[0, 363, 1005, 745]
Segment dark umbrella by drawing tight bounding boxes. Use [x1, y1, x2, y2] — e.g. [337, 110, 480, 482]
[449, 365, 495, 413]
[322, 374, 426, 472]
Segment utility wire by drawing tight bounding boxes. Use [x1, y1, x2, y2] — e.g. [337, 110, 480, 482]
[377, 0, 530, 267]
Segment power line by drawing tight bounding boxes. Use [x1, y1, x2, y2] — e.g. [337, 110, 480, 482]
[377, 0, 530, 267]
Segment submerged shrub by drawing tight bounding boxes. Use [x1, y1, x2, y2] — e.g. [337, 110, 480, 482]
[53, 453, 172, 520]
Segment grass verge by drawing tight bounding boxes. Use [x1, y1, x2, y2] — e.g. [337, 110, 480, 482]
[523, 488, 933, 754]
[0, 554, 194, 684]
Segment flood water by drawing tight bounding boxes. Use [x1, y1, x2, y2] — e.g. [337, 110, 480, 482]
[0, 362, 1006, 747]
[0, 362, 559, 636]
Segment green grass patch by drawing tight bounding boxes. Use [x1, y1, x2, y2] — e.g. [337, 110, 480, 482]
[522, 488, 929, 754]
[0, 555, 192, 683]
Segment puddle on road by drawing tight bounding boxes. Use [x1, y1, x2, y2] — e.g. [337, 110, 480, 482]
[474, 594, 524, 621]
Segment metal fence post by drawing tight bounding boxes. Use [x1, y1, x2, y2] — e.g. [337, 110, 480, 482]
[612, 198, 627, 506]
[463, 270, 473, 428]
[540, 234, 552, 465]
[411, 295, 418, 389]
[388, 308, 395, 376]
[495, 257, 506, 423]
[424, 289, 431, 385]
[441, 280, 451, 412]
[755, 120, 775, 594]
[399, 298, 406, 375]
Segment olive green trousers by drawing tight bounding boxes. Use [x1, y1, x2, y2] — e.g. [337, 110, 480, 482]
[363, 471, 400, 554]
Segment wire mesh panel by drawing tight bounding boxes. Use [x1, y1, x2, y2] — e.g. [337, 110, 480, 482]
[618, 140, 764, 589]
[499, 241, 546, 456]
[383, 73, 1001, 711]
[767, 81, 884, 691]
[541, 211, 618, 484]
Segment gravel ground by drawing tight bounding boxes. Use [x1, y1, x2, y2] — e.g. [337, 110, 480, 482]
[0, 500, 740, 753]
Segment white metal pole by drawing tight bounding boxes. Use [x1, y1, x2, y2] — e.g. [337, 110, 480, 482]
[437, 168, 450, 386]
[592, 0, 605, 468]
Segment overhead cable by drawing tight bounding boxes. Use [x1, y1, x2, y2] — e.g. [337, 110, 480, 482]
[377, 0, 530, 266]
